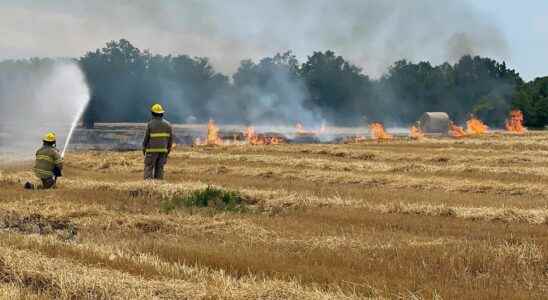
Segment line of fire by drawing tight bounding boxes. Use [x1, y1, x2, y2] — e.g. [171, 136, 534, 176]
[192, 109, 526, 146]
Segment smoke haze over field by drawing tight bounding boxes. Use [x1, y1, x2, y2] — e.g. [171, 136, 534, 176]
[0, 60, 89, 159]
[0, 0, 509, 77]
[0, 1, 532, 131]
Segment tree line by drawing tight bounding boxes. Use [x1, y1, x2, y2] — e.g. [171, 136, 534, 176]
[2, 39, 547, 128]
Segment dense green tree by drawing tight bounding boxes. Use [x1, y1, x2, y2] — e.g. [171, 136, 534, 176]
[80, 39, 229, 126]
[80, 39, 149, 126]
[513, 77, 548, 128]
[3, 39, 545, 129]
[453, 56, 522, 125]
[379, 60, 449, 123]
[166, 55, 229, 122]
[381, 56, 522, 126]
[231, 51, 311, 125]
[300, 51, 372, 124]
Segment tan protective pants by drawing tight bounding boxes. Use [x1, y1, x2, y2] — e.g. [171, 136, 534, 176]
[144, 153, 168, 180]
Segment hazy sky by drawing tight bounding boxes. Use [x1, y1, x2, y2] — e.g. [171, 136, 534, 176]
[0, 0, 546, 80]
[465, 0, 548, 81]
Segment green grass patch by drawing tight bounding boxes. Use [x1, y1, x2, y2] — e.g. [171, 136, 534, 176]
[161, 186, 252, 213]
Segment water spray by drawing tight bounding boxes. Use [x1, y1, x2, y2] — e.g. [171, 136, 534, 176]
[0, 60, 90, 160]
[61, 103, 88, 158]
[43, 62, 90, 158]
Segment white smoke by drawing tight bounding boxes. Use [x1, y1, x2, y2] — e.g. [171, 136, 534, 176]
[0, 1, 510, 130]
[0, 60, 90, 161]
[0, 1, 509, 77]
[207, 60, 322, 127]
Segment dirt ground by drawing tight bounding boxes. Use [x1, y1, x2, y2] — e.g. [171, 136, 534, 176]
[0, 132, 547, 299]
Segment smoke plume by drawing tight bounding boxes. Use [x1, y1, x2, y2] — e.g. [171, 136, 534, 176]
[0, 59, 90, 160]
[0, 0, 509, 77]
[0, 1, 510, 129]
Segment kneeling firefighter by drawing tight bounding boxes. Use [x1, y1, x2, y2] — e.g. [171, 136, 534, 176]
[142, 104, 174, 180]
[24, 132, 63, 189]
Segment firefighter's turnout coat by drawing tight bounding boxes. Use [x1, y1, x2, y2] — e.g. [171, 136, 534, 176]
[142, 117, 174, 154]
[33, 145, 63, 179]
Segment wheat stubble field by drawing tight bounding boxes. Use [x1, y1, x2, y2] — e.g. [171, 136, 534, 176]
[1, 132, 548, 299]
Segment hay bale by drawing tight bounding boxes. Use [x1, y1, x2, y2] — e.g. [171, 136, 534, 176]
[418, 112, 450, 135]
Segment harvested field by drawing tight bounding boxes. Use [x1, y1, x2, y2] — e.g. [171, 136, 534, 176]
[1, 132, 548, 299]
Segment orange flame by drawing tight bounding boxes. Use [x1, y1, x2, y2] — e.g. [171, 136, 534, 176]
[466, 117, 488, 135]
[343, 135, 367, 144]
[319, 123, 327, 134]
[505, 109, 526, 134]
[296, 122, 305, 134]
[410, 126, 424, 140]
[295, 123, 327, 135]
[244, 127, 258, 144]
[245, 126, 282, 145]
[369, 122, 393, 140]
[268, 136, 282, 145]
[450, 122, 466, 139]
[207, 119, 222, 145]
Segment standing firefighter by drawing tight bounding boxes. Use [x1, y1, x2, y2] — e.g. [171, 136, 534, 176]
[24, 132, 63, 189]
[143, 104, 174, 180]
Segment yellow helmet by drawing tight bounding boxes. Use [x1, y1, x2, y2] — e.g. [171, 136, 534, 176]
[43, 132, 56, 143]
[151, 104, 165, 114]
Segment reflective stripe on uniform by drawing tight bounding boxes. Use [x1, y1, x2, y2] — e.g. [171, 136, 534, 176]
[150, 133, 171, 138]
[55, 158, 63, 164]
[33, 168, 54, 176]
[36, 155, 54, 163]
[145, 148, 168, 153]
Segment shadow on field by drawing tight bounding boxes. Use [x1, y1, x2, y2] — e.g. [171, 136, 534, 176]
[0, 211, 77, 240]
